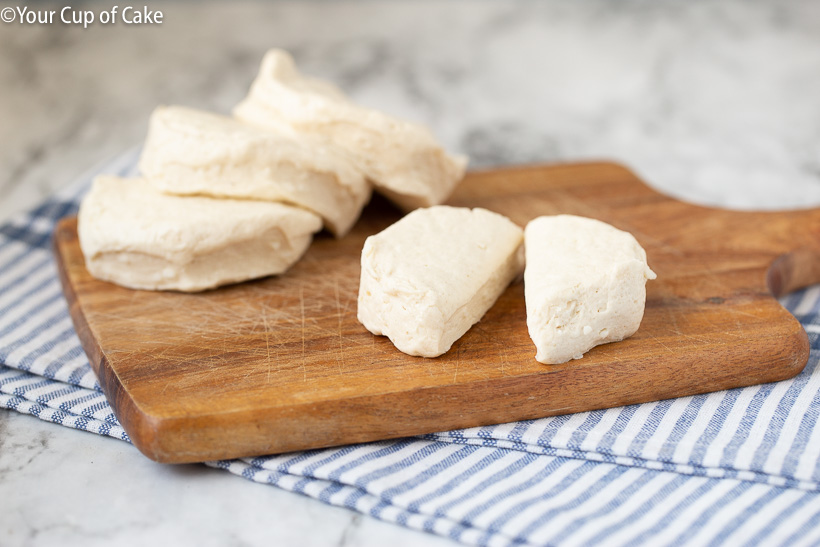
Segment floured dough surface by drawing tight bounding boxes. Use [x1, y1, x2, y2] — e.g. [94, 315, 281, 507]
[78, 176, 322, 292]
[234, 49, 467, 211]
[524, 215, 657, 364]
[358, 206, 524, 357]
[139, 106, 370, 237]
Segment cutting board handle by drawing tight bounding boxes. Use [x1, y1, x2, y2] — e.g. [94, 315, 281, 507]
[758, 206, 820, 297]
[621, 164, 820, 300]
[769, 246, 820, 297]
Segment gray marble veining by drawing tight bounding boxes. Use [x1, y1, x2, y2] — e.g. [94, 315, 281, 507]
[2, 1, 820, 545]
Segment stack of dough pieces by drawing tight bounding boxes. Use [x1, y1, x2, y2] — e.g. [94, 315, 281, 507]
[78, 49, 467, 292]
[139, 106, 370, 237]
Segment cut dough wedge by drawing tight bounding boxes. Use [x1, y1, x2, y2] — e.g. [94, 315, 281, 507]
[139, 106, 370, 237]
[234, 49, 467, 211]
[524, 215, 657, 364]
[357, 206, 524, 357]
[78, 176, 322, 292]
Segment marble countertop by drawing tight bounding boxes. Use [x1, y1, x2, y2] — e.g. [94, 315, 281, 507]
[2, 1, 819, 545]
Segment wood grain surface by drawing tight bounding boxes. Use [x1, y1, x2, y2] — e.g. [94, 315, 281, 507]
[53, 163, 820, 463]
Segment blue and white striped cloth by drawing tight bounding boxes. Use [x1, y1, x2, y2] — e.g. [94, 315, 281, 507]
[3, 150, 820, 546]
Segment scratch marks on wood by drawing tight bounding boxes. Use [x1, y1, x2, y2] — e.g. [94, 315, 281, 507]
[335, 278, 344, 375]
[662, 311, 710, 345]
[263, 309, 272, 385]
[300, 284, 307, 382]
[652, 335, 676, 354]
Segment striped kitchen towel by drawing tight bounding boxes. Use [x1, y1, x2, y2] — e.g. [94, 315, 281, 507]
[2, 150, 820, 546]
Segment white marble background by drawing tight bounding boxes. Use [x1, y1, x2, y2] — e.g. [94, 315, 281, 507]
[3, 0, 820, 222]
[2, 1, 820, 545]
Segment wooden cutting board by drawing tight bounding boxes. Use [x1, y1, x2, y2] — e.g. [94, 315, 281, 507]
[54, 163, 820, 464]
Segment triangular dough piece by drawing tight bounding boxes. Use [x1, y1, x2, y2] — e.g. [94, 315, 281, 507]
[525, 215, 656, 364]
[234, 50, 467, 211]
[357, 206, 524, 357]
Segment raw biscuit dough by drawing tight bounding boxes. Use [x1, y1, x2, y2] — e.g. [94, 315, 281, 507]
[78, 176, 322, 292]
[234, 49, 467, 211]
[139, 106, 370, 237]
[357, 206, 524, 357]
[524, 215, 657, 364]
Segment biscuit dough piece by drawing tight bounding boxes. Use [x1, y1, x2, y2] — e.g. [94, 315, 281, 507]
[524, 215, 657, 364]
[78, 176, 322, 292]
[357, 206, 524, 357]
[234, 50, 467, 211]
[139, 106, 370, 237]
